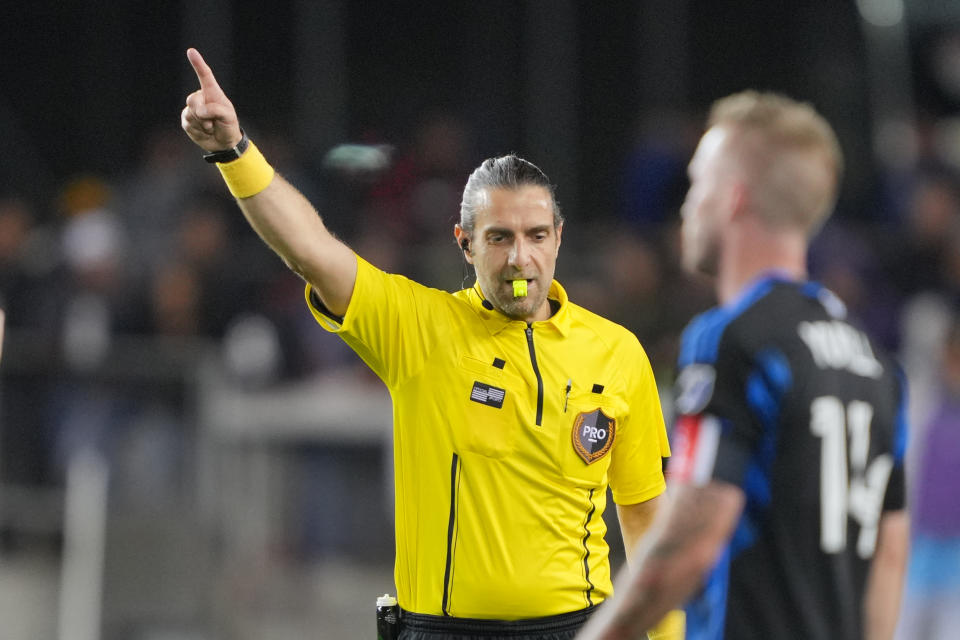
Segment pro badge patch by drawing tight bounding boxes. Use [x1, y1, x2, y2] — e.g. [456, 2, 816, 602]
[572, 408, 616, 465]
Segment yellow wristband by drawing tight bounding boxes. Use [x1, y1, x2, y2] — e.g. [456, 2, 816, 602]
[216, 141, 275, 199]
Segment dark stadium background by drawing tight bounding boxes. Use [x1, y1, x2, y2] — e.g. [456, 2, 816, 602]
[4, 1, 956, 220]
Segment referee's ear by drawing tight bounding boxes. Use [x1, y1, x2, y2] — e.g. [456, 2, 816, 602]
[454, 224, 474, 264]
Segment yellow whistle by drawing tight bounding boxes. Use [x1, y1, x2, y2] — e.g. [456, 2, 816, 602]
[513, 279, 527, 298]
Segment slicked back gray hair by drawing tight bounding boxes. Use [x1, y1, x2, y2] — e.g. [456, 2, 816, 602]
[459, 155, 563, 235]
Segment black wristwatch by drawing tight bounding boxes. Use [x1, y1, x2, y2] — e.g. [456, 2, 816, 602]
[203, 129, 249, 164]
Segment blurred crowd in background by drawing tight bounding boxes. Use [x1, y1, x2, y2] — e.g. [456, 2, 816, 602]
[3, 96, 960, 532]
[3, 101, 960, 639]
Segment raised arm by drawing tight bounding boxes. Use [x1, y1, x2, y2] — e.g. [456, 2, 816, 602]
[180, 48, 356, 316]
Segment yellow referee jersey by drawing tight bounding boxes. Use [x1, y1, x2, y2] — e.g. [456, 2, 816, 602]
[306, 256, 669, 619]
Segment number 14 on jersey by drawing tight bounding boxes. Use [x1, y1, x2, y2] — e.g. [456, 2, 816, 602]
[810, 396, 894, 558]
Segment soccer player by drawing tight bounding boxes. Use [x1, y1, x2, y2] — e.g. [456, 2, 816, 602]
[181, 49, 681, 639]
[577, 91, 909, 640]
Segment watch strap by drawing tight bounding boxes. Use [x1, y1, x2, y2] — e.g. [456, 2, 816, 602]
[203, 129, 250, 164]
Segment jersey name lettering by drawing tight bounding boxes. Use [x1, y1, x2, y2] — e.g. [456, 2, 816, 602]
[797, 320, 882, 378]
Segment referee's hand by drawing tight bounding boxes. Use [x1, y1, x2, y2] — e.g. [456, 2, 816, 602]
[181, 48, 242, 152]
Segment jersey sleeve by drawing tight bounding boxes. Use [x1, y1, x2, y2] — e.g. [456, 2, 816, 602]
[608, 337, 669, 505]
[670, 317, 764, 489]
[304, 255, 439, 389]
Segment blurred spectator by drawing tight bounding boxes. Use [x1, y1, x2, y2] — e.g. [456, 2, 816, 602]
[897, 316, 960, 640]
[619, 110, 696, 229]
[914, 316, 960, 534]
[651, 220, 716, 378]
[256, 130, 324, 208]
[56, 177, 133, 369]
[0, 196, 58, 490]
[173, 196, 249, 338]
[809, 220, 902, 350]
[364, 112, 474, 281]
[0, 197, 53, 330]
[597, 230, 664, 338]
[257, 263, 365, 382]
[149, 261, 203, 337]
[897, 222, 960, 429]
[45, 176, 134, 485]
[887, 172, 960, 299]
[119, 126, 209, 280]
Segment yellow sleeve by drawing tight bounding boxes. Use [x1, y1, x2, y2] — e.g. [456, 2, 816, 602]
[608, 337, 669, 505]
[304, 255, 439, 389]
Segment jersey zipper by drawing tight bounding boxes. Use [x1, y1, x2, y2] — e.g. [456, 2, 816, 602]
[525, 324, 544, 426]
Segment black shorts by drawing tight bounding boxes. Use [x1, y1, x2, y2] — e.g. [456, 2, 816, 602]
[398, 605, 597, 640]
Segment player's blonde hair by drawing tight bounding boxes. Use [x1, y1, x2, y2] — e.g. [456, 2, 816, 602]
[708, 90, 843, 235]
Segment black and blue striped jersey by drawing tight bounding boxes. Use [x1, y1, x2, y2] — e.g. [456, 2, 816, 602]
[670, 274, 908, 640]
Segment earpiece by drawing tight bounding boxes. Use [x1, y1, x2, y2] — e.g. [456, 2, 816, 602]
[460, 237, 470, 253]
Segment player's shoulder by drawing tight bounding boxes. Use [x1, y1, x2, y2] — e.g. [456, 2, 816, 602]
[678, 276, 822, 366]
[773, 279, 899, 365]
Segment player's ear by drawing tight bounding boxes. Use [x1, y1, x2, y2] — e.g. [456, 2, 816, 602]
[728, 182, 749, 221]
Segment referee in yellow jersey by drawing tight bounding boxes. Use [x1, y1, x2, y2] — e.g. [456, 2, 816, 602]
[181, 48, 682, 640]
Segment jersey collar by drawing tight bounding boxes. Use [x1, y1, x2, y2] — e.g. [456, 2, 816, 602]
[466, 280, 572, 337]
[726, 269, 799, 309]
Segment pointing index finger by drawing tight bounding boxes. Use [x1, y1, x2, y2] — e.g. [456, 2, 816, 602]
[186, 48, 225, 99]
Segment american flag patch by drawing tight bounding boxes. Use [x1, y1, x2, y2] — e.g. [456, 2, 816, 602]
[470, 382, 506, 409]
